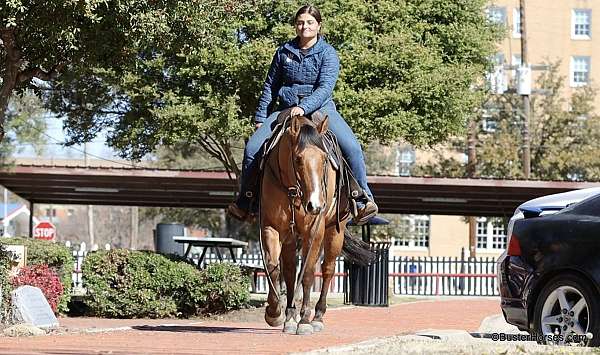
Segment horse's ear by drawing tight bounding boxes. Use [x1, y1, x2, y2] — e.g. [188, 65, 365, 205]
[317, 114, 329, 135]
[290, 115, 301, 137]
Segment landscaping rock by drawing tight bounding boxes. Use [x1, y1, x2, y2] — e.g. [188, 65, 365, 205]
[11, 285, 58, 329]
[3, 323, 46, 337]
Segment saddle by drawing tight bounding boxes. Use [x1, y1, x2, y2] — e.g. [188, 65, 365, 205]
[247, 108, 368, 226]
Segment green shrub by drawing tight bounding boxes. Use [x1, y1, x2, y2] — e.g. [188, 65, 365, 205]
[0, 237, 73, 314]
[83, 249, 203, 318]
[199, 263, 250, 314]
[82, 249, 250, 318]
[0, 245, 12, 323]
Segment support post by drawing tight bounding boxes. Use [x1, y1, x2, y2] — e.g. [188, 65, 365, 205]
[29, 201, 34, 238]
[520, 0, 531, 178]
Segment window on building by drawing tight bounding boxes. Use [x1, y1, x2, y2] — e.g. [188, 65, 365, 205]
[512, 54, 522, 66]
[487, 6, 507, 25]
[486, 53, 506, 94]
[476, 219, 488, 249]
[572, 9, 592, 39]
[45, 208, 56, 217]
[392, 215, 430, 249]
[414, 218, 430, 247]
[481, 110, 497, 133]
[512, 8, 522, 38]
[493, 53, 505, 66]
[511, 54, 522, 78]
[393, 218, 411, 247]
[571, 56, 591, 87]
[396, 146, 415, 177]
[476, 217, 507, 251]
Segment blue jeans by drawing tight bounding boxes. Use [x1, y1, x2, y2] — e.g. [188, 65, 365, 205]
[238, 102, 372, 210]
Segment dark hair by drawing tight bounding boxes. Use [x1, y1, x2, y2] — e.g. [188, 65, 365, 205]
[297, 124, 326, 152]
[294, 5, 322, 23]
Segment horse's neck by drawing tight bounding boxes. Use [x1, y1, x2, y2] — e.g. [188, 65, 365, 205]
[267, 135, 294, 187]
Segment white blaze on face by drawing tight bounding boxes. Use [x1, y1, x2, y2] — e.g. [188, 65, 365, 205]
[308, 169, 321, 209]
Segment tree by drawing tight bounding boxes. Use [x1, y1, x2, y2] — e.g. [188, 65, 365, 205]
[417, 62, 600, 181]
[1, 90, 47, 164]
[43, 0, 501, 178]
[0, 0, 247, 143]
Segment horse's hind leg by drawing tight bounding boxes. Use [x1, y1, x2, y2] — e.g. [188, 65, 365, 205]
[312, 227, 344, 332]
[262, 226, 284, 327]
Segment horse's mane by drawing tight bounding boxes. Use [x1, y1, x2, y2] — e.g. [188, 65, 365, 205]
[296, 123, 327, 152]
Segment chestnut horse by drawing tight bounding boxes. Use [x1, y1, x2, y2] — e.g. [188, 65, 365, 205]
[259, 112, 371, 335]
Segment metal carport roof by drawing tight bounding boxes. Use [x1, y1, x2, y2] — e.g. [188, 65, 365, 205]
[0, 164, 598, 217]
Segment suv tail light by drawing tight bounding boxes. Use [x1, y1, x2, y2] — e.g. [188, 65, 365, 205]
[507, 234, 521, 256]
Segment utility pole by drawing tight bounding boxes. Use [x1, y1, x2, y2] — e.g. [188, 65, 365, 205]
[130, 161, 138, 250]
[130, 206, 138, 250]
[467, 117, 478, 257]
[2, 187, 7, 237]
[520, 0, 531, 178]
[85, 143, 94, 246]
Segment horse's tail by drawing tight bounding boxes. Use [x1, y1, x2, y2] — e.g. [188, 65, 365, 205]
[341, 229, 376, 266]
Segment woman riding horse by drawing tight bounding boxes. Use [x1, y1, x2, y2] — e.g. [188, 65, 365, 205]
[228, 5, 378, 225]
[260, 111, 373, 335]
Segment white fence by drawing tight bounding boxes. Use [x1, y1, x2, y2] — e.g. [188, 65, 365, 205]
[69, 246, 499, 297]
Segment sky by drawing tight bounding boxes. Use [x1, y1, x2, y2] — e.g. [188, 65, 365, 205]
[15, 115, 125, 163]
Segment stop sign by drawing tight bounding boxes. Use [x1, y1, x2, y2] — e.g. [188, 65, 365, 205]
[33, 222, 56, 241]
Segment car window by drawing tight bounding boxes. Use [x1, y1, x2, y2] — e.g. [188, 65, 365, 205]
[561, 193, 600, 216]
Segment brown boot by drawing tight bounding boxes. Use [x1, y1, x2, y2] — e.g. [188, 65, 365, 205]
[353, 200, 378, 226]
[227, 203, 256, 223]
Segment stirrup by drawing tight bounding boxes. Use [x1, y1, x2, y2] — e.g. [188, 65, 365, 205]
[227, 203, 256, 223]
[352, 200, 378, 226]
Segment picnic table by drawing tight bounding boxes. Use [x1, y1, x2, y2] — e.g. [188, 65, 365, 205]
[173, 236, 263, 292]
[172, 236, 248, 265]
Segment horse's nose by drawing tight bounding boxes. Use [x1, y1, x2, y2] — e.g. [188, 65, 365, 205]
[306, 201, 322, 215]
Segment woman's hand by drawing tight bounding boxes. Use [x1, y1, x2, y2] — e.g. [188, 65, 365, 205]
[255, 122, 262, 130]
[291, 107, 305, 117]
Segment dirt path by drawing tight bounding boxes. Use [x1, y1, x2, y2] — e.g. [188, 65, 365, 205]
[0, 298, 500, 355]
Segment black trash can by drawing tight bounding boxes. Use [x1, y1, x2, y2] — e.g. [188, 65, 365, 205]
[345, 242, 390, 306]
[154, 223, 185, 256]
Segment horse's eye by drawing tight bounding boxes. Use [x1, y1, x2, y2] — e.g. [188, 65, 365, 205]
[295, 157, 303, 165]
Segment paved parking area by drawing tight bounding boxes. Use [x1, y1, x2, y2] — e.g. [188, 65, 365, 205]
[0, 298, 500, 354]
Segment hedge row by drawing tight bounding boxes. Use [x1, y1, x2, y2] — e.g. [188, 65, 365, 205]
[82, 249, 250, 318]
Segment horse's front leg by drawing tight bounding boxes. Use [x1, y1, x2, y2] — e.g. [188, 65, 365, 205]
[312, 226, 344, 332]
[297, 230, 324, 335]
[281, 234, 299, 334]
[262, 226, 284, 327]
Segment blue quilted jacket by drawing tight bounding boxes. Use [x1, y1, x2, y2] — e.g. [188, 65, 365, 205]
[255, 35, 340, 123]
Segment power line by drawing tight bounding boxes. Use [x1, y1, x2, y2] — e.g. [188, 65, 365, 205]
[19, 120, 140, 168]
[19, 116, 237, 171]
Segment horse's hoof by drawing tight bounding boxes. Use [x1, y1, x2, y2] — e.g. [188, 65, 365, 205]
[296, 323, 314, 336]
[311, 321, 324, 332]
[265, 310, 284, 327]
[283, 321, 298, 334]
